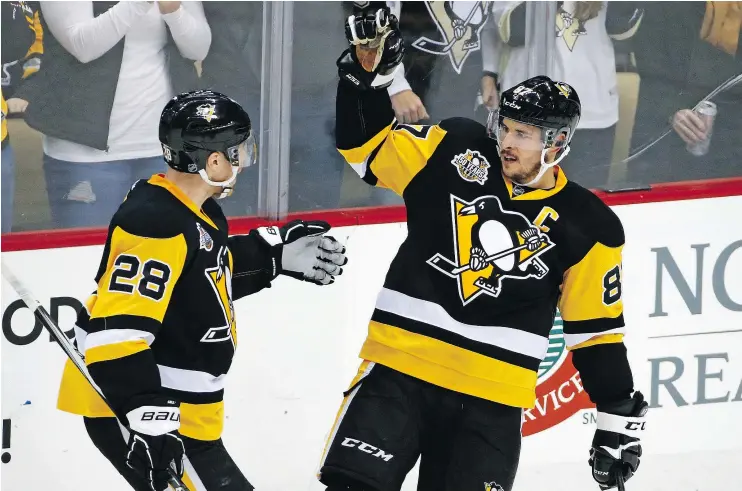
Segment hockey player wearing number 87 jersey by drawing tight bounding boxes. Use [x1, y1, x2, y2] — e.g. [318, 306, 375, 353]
[317, 8, 647, 491]
[56, 90, 348, 491]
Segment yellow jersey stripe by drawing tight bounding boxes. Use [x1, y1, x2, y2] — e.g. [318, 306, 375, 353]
[179, 401, 224, 441]
[560, 242, 624, 322]
[57, 358, 115, 417]
[370, 124, 447, 196]
[361, 337, 537, 408]
[337, 122, 395, 165]
[362, 321, 538, 407]
[92, 227, 187, 323]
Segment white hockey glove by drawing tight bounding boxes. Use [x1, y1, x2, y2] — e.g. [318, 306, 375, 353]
[255, 219, 348, 285]
[590, 391, 648, 490]
[124, 401, 185, 491]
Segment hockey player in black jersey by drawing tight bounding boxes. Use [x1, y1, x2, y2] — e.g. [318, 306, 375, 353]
[317, 9, 647, 491]
[56, 90, 348, 491]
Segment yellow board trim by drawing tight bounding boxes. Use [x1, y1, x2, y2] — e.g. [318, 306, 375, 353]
[362, 321, 538, 408]
[85, 339, 150, 365]
[569, 333, 624, 351]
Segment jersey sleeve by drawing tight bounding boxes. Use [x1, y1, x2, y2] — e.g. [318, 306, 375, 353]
[336, 79, 447, 196]
[559, 206, 634, 406]
[558, 241, 625, 350]
[84, 224, 188, 416]
[228, 232, 279, 299]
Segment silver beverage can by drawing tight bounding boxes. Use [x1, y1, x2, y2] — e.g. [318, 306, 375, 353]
[686, 100, 717, 156]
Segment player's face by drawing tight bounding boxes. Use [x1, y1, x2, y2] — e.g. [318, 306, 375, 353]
[497, 118, 545, 184]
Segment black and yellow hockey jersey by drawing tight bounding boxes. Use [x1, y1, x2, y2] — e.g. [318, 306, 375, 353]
[336, 81, 634, 409]
[57, 174, 279, 441]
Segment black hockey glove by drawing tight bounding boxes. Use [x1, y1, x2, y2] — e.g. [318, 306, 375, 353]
[338, 7, 405, 90]
[254, 219, 348, 285]
[589, 391, 648, 490]
[125, 401, 185, 491]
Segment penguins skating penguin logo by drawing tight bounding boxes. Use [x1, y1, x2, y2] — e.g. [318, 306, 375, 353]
[412, 1, 492, 74]
[555, 5, 589, 52]
[427, 195, 555, 305]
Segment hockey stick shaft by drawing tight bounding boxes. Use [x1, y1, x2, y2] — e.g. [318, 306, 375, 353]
[451, 243, 531, 275]
[616, 468, 626, 491]
[1, 259, 190, 491]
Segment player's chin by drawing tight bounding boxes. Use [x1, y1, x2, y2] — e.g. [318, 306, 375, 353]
[501, 158, 523, 179]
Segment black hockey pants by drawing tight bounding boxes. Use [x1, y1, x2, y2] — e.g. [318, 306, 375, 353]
[84, 416, 253, 491]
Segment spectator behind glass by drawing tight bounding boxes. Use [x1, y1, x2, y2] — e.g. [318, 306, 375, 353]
[481, 1, 642, 190]
[1, 0, 43, 233]
[14, 1, 210, 229]
[627, 1, 741, 185]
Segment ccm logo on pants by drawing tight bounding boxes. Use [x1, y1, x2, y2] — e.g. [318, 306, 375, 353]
[341, 437, 394, 461]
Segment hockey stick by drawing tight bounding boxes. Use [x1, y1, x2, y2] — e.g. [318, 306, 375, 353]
[0, 259, 190, 491]
[428, 237, 547, 277]
[616, 468, 626, 491]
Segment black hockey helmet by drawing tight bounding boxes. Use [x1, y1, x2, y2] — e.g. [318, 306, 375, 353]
[487, 75, 581, 185]
[159, 89, 257, 198]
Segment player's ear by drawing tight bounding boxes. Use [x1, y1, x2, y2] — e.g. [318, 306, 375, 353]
[204, 151, 222, 174]
[546, 131, 567, 160]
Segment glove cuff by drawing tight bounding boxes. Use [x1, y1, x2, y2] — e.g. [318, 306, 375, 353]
[126, 404, 180, 436]
[122, 395, 180, 436]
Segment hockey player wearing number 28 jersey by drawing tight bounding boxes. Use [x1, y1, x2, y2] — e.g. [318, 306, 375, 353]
[56, 90, 348, 491]
[317, 8, 648, 491]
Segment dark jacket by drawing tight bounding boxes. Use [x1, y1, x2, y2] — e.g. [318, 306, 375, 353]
[16, 2, 201, 151]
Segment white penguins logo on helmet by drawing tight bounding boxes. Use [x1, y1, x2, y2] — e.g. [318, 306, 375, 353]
[428, 194, 556, 305]
[195, 103, 217, 122]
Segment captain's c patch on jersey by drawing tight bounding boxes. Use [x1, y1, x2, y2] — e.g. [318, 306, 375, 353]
[427, 195, 555, 305]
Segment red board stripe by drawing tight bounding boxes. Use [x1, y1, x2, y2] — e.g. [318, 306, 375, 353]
[2, 177, 741, 252]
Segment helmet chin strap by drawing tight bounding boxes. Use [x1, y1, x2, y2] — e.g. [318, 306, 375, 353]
[198, 166, 240, 200]
[516, 145, 570, 188]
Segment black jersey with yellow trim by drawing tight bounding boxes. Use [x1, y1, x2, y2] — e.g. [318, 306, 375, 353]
[57, 174, 278, 441]
[336, 79, 633, 409]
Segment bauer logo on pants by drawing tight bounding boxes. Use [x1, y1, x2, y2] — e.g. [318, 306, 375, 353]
[427, 195, 555, 305]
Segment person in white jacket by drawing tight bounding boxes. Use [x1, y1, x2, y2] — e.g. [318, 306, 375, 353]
[34, 1, 211, 229]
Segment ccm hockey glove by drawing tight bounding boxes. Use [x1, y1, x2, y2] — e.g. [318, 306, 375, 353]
[338, 7, 405, 90]
[125, 400, 185, 491]
[254, 219, 347, 285]
[590, 391, 648, 490]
